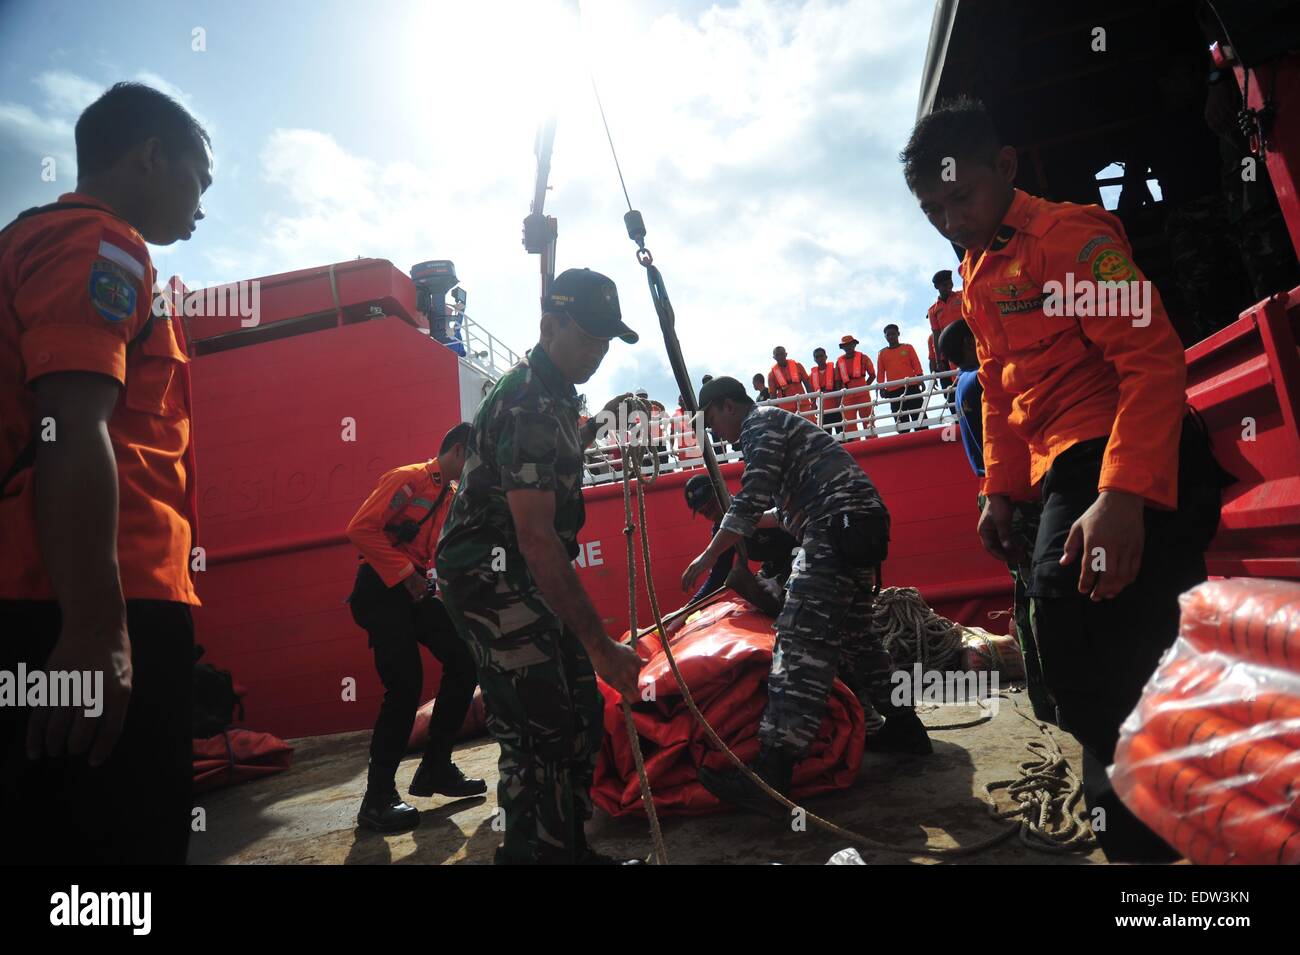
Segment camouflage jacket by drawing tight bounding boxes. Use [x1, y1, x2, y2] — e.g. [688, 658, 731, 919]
[436, 344, 586, 587]
[719, 405, 886, 542]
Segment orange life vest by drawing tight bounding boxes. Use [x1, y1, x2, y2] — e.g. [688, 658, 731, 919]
[770, 359, 801, 392]
[836, 352, 868, 384]
[809, 362, 838, 392]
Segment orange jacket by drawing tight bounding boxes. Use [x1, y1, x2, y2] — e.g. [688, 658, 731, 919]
[927, 292, 963, 370]
[960, 189, 1186, 507]
[0, 193, 199, 604]
[767, 359, 808, 399]
[347, 458, 455, 587]
[876, 344, 923, 386]
[927, 292, 963, 339]
[835, 351, 874, 387]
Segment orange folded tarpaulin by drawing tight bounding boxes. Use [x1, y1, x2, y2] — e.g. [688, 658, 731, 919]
[593, 595, 867, 818]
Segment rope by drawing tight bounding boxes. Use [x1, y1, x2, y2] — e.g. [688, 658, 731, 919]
[591, 75, 634, 213]
[614, 402, 667, 865]
[871, 586, 963, 672]
[982, 696, 1097, 853]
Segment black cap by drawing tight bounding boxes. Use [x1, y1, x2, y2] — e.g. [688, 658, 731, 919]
[544, 268, 638, 344]
[698, 375, 747, 411]
[684, 474, 717, 512]
[932, 269, 953, 286]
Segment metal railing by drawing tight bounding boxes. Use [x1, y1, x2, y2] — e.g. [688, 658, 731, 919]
[581, 368, 962, 485]
[452, 314, 521, 383]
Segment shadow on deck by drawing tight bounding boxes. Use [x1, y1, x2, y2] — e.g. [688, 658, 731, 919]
[187, 688, 1108, 865]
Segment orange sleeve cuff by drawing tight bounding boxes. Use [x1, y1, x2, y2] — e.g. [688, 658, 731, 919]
[1098, 464, 1178, 511]
[21, 322, 128, 385]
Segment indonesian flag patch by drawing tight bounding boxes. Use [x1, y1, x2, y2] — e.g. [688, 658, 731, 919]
[97, 229, 147, 280]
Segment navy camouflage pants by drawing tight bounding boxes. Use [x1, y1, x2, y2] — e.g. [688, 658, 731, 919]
[760, 528, 897, 759]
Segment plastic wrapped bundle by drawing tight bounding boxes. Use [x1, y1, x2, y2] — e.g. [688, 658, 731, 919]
[1110, 578, 1300, 865]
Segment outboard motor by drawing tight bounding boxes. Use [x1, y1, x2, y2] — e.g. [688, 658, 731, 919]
[411, 260, 458, 342]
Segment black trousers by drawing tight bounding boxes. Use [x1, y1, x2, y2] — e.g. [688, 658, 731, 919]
[880, 384, 926, 431]
[0, 599, 194, 865]
[348, 563, 477, 789]
[1028, 414, 1225, 862]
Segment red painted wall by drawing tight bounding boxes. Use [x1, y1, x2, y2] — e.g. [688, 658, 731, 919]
[192, 317, 465, 739]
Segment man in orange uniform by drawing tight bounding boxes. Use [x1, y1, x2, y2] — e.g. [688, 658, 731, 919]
[766, 345, 812, 414]
[808, 346, 843, 435]
[0, 83, 211, 864]
[926, 270, 964, 371]
[346, 422, 485, 832]
[902, 96, 1227, 862]
[927, 269, 963, 414]
[876, 325, 926, 432]
[835, 334, 876, 437]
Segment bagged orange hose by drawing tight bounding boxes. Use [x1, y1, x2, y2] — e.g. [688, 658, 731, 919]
[1119, 779, 1233, 865]
[1122, 731, 1300, 864]
[1144, 684, 1300, 748]
[1140, 707, 1300, 811]
[1179, 579, 1300, 674]
[1114, 580, 1300, 865]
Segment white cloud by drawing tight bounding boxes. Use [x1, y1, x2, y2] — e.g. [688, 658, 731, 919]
[35, 70, 102, 115]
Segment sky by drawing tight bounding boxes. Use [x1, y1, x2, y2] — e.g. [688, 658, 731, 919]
[0, 0, 960, 408]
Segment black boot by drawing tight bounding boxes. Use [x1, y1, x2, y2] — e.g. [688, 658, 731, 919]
[410, 759, 487, 798]
[357, 787, 420, 833]
[698, 746, 796, 819]
[573, 822, 646, 865]
[409, 735, 487, 798]
[872, 707, 933, 755]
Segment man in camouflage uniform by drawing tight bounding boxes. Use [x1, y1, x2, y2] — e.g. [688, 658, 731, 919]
[436, 268, 643, 865]
[681, 377, 931, 817]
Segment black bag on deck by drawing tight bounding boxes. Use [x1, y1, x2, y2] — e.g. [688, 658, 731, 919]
[193, 644, 245, 738]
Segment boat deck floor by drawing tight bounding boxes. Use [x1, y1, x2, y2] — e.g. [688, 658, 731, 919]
[188, 688, 1108, 865]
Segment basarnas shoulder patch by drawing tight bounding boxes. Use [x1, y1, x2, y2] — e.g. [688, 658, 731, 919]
[89, 259, 138, 323]
[1090, 248, 1137, 283]
[1076, 234, 1115, 262]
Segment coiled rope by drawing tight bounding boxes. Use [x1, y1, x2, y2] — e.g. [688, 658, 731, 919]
[871, 586, 964, 672]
